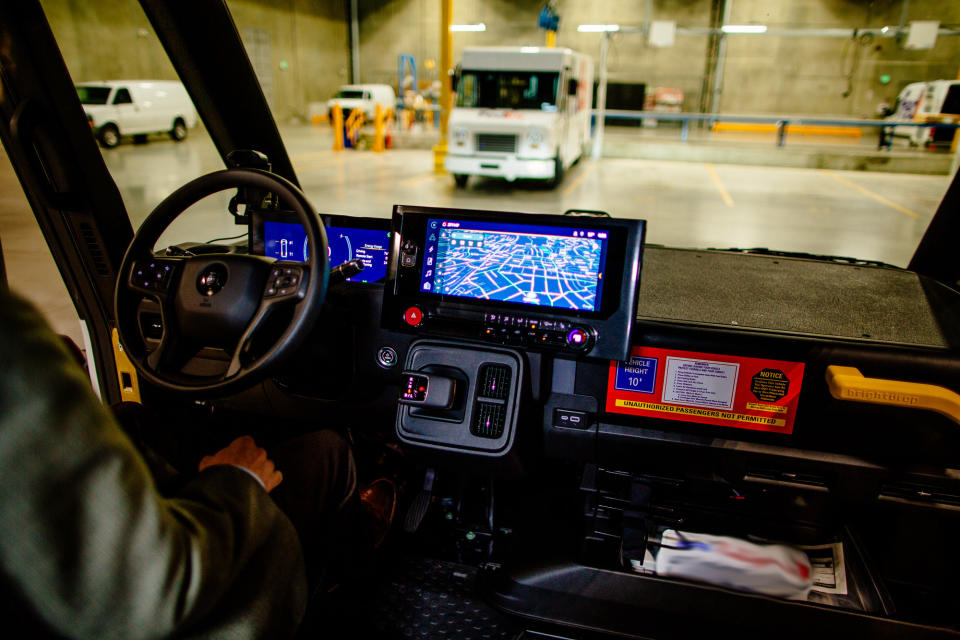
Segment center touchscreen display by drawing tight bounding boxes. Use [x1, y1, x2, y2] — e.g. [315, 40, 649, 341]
[264, 221, 389, 283]
[420, 218, 609, 312]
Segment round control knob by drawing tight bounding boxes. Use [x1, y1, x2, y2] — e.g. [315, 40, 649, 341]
[376, 346, 399, 369]
[566, 327, 591, 350]
[403, 306, 423, 327]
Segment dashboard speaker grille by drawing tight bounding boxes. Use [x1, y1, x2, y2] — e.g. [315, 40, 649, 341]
[472, 401, 506, 439]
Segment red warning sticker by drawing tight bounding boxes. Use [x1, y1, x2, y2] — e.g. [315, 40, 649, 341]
[606, 347, 805, 435]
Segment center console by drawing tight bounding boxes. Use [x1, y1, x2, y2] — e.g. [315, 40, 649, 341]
[381, 205, 646, 460]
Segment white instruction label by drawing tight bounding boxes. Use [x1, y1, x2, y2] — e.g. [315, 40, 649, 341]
[662, 357, 739, 410]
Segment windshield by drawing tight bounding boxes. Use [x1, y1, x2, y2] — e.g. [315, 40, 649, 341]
[76, 86, 111, 105]
[22, 0, 960, 279]
[457, 70, 559, 110]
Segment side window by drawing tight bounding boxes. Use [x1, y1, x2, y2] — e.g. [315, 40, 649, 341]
[113, 88, 133, 105]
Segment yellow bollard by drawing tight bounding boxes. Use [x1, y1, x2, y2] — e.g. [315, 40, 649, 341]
[332, 104, 344, 151]
[373, 104, 385, 153]
[345, 108, 364, 148]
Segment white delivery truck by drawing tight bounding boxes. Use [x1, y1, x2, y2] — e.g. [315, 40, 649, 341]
[327, 84, 397, 120]
[885, 79, 960, 146]
[76, 80, 198, 148]
[446, 46, 593, 188]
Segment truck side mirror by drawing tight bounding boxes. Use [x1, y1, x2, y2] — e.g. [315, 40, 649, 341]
[568, 78, 579, 96]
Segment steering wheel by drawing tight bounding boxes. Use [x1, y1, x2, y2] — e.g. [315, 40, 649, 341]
[114, 168, 328, 395]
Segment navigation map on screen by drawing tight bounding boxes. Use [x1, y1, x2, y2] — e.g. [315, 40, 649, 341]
[420, 218, 608, 311]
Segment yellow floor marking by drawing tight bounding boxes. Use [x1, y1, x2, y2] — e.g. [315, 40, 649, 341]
[705, 163, 735, 207]
[397, 172, 446, 188]
[821, 169, 918, 219]
[561, 161, 597, 196]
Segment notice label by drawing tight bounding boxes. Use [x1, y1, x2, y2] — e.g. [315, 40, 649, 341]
[614, 356, 658, 394]
[662, 357, 739, 410]
[606, 347, 805, 435]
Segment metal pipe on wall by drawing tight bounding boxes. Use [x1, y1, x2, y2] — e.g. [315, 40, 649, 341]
[592, 32, 610, 161]
[349, 0, 360, 83]
[709, 0, 732, 117]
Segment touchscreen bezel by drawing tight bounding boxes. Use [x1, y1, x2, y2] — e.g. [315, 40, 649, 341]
[390, 206, 634, 320]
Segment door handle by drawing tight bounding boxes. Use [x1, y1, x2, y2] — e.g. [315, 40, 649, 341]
[825, 365, 960, 425]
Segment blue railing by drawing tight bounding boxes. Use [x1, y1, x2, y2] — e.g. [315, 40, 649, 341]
[592, 110, 960, 148]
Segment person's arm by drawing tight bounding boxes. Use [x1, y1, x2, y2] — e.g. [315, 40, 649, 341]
[0, 293, 306, 639]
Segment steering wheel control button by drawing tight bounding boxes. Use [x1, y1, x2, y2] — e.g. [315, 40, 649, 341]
[403, 306, 423, 327]
[266, 264, 302, 298]
[132, 260, 176, 292]
[376, 346, 399, 369]
[197, 264, 228, 296]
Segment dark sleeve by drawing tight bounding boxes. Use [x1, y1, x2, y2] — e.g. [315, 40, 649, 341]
[0, 291, 306, 639]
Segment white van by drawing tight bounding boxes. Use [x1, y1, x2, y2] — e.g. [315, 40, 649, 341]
[885, 80, 960, 146]
[326, 84, 397, 120]
[77, 80, 198, 148]
[446, 46, 594, 187]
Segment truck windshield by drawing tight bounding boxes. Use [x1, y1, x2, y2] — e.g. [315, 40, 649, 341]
[457, 71, 559, 110]
[335, 89, 365, 99]
[76, 86, 112, 105]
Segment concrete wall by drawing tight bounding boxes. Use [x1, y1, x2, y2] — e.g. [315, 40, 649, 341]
[38, 0, 960, 119]
[40, 0, 350, 122]
[721, 0, 960, 116]
[358, 0, 960, 117]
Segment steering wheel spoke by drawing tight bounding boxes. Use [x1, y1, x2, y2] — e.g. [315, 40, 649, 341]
[145, 325, 200, 374]
[224, 262, 311, 380]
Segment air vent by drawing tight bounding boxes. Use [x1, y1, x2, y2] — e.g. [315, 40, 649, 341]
[743, 469, 829, 492]
[476, 133, 517, 153]
[472, 401, 506, 439]
[879, 481, 960, 511]
[477, 364, 511, 400]
[77, 222, 111, 277]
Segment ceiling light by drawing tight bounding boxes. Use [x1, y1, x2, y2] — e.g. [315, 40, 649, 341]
[450, 23, 486, 32]
[521, 46, 540, 53]
[721, 25, 768, 34]
[577, 24, 621, 32]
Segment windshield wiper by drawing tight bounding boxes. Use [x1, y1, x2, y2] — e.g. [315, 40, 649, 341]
[707, 247, 899, 269]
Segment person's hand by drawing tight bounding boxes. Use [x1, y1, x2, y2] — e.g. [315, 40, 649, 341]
[198, 436, 283, 492]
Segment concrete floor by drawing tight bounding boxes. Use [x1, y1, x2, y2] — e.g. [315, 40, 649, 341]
[0, 123, 952, 346]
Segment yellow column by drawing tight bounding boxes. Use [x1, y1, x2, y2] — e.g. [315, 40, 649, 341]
[373, 104, 385, 152]
[953, 67, 960, 154]
[433, 0, 453, 173]
[546, 30, 556, 48]
[332, 104, 344, 151]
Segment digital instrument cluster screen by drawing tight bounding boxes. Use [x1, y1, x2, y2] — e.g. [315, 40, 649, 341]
[420, 218, 609, 312]
[264, 221, 389, 283]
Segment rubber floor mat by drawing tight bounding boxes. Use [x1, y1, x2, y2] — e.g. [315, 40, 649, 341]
[369, 556, 520, 639]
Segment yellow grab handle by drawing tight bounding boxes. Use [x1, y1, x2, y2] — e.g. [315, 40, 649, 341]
[825, 365, 960, 425]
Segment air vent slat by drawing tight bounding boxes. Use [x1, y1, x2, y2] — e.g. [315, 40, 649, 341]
[477, 364, 511, 400]
[472, 401, 506, 439]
